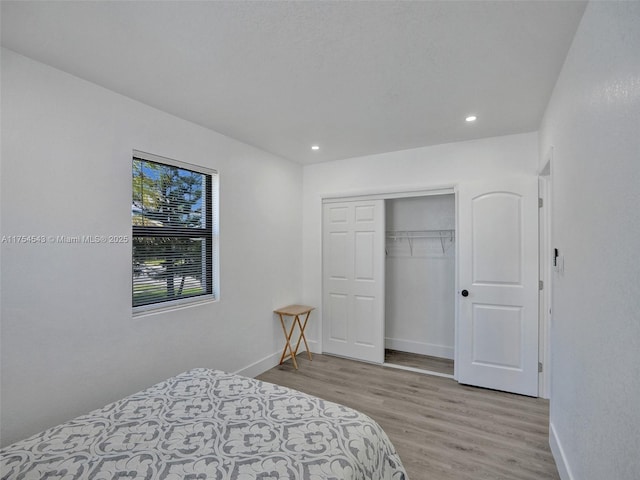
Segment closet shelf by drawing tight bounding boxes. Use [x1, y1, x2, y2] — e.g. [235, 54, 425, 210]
[385, 229, 455, 240]
[385, 229, 455, 256]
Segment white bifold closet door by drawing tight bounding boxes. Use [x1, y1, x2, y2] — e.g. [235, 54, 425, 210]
[322, 199, 385, 364]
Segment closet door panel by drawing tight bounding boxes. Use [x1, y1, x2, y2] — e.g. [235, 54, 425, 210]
[327, 232, 349, 280]
[327, 293, 348, 343]
[322, 200, 384, 363]
[471, 304, 523, 368]
[472, 193, 522, 285]
[354, 231, 375, 281]
[353, 295, 375, 347]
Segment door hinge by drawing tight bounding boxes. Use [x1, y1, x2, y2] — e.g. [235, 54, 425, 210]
[538, 198, 543, 208]
[538, 362, 543, 373]
[539, 280, 544, 290]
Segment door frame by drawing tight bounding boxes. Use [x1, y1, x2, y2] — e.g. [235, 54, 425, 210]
[320, 185, 457, 371]
[538, 149, 553, 399]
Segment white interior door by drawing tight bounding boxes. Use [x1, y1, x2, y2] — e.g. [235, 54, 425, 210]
[322, 199, 385, 363]
[457, 176, 539, 396]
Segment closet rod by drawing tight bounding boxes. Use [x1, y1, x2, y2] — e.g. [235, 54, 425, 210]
[386, 229, 455, 255]
[385, 229, 455, 239]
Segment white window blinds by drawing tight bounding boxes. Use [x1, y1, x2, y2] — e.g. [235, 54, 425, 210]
[132, 151, 218, 312]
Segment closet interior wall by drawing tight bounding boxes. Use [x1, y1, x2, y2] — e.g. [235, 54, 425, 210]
[385, 195, 456, 360]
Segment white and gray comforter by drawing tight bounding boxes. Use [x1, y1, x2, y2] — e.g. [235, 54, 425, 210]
[0, 368, 407, 479]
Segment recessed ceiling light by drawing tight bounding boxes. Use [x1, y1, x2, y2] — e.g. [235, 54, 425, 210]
[465, 115, 477, 122]
[311, 145, 320, 151]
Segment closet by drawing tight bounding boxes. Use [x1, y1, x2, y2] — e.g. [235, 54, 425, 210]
[384, 194, 455, 376]
[323, 177, 540, 395]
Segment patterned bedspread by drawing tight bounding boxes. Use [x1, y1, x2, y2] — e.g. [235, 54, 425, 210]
[1, 368, 407, 479]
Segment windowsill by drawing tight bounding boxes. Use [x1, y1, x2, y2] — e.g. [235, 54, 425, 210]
[133, 295, 217, 319]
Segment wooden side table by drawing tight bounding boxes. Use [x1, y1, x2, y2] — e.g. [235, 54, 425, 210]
[274, 304, 314, 370]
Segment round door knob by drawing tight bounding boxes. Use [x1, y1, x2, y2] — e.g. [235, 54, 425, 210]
[461, 289, 469, 297]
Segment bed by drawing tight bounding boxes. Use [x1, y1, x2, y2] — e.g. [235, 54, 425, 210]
[0, 368, 407, 479]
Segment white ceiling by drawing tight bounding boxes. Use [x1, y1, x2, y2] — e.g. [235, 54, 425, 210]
[1, 1, 586, 164]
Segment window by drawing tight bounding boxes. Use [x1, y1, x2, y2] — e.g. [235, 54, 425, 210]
[132, 151, 218, 312]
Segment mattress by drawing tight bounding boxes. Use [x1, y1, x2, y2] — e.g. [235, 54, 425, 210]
[0, 368, 407, 479]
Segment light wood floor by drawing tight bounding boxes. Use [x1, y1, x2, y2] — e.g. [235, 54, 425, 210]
[385, 349, 455, 376]
[257, 354, 559, 480]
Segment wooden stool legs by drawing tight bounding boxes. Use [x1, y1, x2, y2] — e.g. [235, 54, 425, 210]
[277, 310, 313, 369]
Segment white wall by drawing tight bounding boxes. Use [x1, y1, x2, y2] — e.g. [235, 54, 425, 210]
[539, 2, 640, 479]
[0, 49, 303, 447]
[385, 195, 455, 359]
[302, 132, 539, 349]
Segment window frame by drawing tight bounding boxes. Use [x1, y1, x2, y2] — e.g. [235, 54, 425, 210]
[132, 150, 219, 316]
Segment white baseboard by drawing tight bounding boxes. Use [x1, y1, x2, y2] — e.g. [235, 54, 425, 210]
[234, 351, 281, 378]
[550, 422, 574, 480]
[385, 337, 454, 360]
[234, 340, 321, 378]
